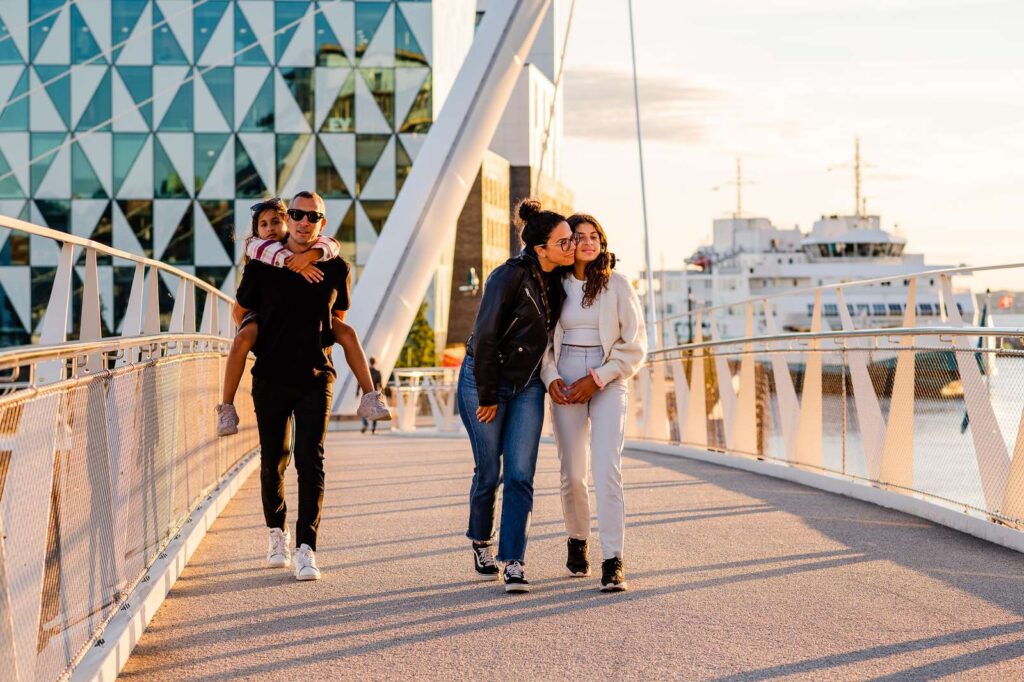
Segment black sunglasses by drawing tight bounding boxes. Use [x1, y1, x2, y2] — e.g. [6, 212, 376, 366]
[287, 208, 326, 224]
[250, 197, 284, 214]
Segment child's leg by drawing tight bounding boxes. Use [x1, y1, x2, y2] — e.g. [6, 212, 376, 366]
[332, 319, 375, 394]
[222, 323, 258, 405]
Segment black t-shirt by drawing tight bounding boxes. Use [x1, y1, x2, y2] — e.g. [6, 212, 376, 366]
[235, 257, 351, 388]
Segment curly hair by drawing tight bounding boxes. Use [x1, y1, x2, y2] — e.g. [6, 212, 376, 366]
[567, 213, 615, 308]
[515, 198, 566, 250]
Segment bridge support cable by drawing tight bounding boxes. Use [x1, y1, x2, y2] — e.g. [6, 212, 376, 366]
[535, 0, 578, 198]
[332, 0, 555, 414]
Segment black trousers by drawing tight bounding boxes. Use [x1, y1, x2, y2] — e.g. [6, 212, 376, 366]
[252, 376, 333, 550]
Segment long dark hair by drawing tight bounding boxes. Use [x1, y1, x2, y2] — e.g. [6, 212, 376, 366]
[242, 197, 287, 264]
[516, 198, 566, 253]
[567, 213, 615, 308]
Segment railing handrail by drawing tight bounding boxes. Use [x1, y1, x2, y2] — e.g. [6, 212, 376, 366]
[648, 325, 1024, 357]
[655, 261, 1024, 327]
[0, 214, 234, 303]
[0, 333, 230, 367]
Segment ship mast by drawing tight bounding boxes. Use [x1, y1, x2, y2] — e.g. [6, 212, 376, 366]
[854, 137, 862, 217]
[713, 157, 750, 218]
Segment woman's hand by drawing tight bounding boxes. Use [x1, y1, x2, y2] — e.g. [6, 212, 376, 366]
[548, 378, 570, 405]
[565, 376, 600, 404]
[285, 250, 320, 273]
[296, 264, 325, 284]
[476, 404, 498, 423]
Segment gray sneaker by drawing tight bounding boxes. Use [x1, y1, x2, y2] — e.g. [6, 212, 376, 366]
[216, 403, 239, 436]
[357, 390, 392, 421]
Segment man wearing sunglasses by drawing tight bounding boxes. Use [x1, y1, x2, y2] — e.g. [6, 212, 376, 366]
[234, 190, 350, 582]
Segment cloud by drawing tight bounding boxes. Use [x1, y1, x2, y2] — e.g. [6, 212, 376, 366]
[563, 68, 726, 143]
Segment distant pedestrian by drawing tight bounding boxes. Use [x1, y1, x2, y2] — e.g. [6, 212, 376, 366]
[459, 198, 575, 592]
[543, 213, 646, 592]
[359, 358, 385, 434]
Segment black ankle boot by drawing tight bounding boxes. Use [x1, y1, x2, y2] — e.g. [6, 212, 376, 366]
[566, 538, 590, 576]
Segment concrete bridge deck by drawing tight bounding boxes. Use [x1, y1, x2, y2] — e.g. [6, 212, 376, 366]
[120, 432, 1024, 680]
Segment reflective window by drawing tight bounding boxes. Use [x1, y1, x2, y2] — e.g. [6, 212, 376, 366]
[154, 137, 188, 197]
[0, 14, 24, 63]
[0, 204, 30, 264]
[158, 78, 193, 131]
[113, 133, 148, 196]
[276, 134, 311, 190]
[195, 134, 231, 195]
[238, 73, 274, 131]
[30, 0, 64, 61]
[396, 7, 428, 67]
[316, 12, 348, 66]
[235, 4, 269, 65]
[320, 71, 355, 132]
[396, 137, 413, 195]
[195, 1, 230, 61]
[71, 143, 106, 198]
[198, 200, 235, 261]
[315, 138, 351, 198]
[162, 203, 193, 264]
[355, 4, 389, 59]
[153, 4, 189, 64]
[37, 65, 72, 128]
[117, 66, 153, 128]
[280, 68, 314, 128]
[0, 69, 28, 129]
[823, 304, 838, 317]
[361, 69, 394, 128]
[872, 304, 887, 316]
[235, 137, 268, 197]
[888, 303, 903, 316]
[117, 199, 153, 256]
[71, 5, 103, 63]
[202, 68, 233, 126]
[31, 133, 67, 194]
[335, 201, 356, 262]
[355, 134, 389, 195]
[275, 3, 308, 62]
[112, 1, 148, 61]
[76, 68, 112, 132]
[400, 73, 431, 133]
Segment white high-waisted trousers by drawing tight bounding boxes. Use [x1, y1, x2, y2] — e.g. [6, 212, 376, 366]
[551, 345, 628, 560]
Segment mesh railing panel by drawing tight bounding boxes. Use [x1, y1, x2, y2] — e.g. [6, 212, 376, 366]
[0, 352, 258, 681]
[642, 336, 1024, 530]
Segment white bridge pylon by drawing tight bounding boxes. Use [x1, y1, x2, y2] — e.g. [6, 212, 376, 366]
[332, 0, 555, 415]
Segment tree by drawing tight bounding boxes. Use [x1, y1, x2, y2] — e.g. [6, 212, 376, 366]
[396, 302, 436, 368]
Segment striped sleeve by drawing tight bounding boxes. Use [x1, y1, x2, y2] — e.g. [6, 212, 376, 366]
[245, 238, 290, 268]
[312, 235, 342, 262]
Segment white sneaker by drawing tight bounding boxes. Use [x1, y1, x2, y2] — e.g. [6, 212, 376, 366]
[267, 528, 291, 568]
[357, 391, 392, 422]
[294, 544, 321, 581]
[216, 403, 239, 436]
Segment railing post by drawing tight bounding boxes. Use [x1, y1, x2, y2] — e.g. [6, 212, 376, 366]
[709, 310, 737, 450]
[37, 243, 76, 384]
[794, 291, 823, 468]
[684, 312, 708, 447]
[118, 264, 147, 366]
[837, 288, 884, 478]
[880, 279, 918, 489]
[764, 300, 799, 459]
[80, 248, 104, 374]
[733, 303, 758, 454]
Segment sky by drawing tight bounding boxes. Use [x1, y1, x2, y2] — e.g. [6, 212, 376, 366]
[558, 0, 1024, 291]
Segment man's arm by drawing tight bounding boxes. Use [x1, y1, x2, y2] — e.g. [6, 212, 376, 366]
[232, 301, 248, 326]
[234, 261, 261, 325]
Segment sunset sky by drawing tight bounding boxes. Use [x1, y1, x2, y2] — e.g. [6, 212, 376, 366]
[559, 0, 1024, 290]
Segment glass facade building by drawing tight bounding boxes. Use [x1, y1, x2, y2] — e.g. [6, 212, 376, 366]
[0, 0, 470, 346]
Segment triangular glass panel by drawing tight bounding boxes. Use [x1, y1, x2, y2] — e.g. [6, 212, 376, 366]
[315, 11, 348, 67]
[280, 67, 314, 128]
[198, 200, 235, 262]
[315, 138, 350, 199]
[111, 0, 148, 63]
[35, 199, 71, 232]
[71, 143, 106, 198]
[161, 202, 193, 264]
[30, 133, 67, 194]
[235, 137, 268, 198]
[29, 1, 63, 61]
[202, 68, 233, 127]
[194, 133, 230, 195]
[153, 3, 189, 64]
[0, 68, 29, 130]
[0, 203, 30, 264]
[400, 73, 432, 133]
[335, 202, 356, 262]
[112, 265, 138, 330]
[355, 4, 388, 60]
[36, 65, 72, 128]
[0, 14, 26, 64]
[195, 266, 232, 292]
[361, 200, 393, 235]
[320, 70, 356, 133]
[277, 133, 310, 190]
[194, 1, 230, 61]
[395, 6, 427, 67]
[156, 270, 175, 321]
[396, 137, 413, 196]
[116, 66, 153, 127]
[76, 68, 112, 131]
[234, 4, 269, 66]
[238, 71, 274, 131]
[275, 2, 308, 63]
[74, 201, 112, 264]
[158, 75, 193, 131]
[117, 199, 153, 256]
[153, 136, 189, 198]
[70, 4, 104, 64]
[355, 135, 389, 196]
[112, 132, 147, 195]
[0, 284, 30, 346]
[360, 68, 395, 128]
[0, 150, 23, 199]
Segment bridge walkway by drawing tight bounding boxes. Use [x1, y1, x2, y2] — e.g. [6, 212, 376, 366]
[120, 432, 1024, 680]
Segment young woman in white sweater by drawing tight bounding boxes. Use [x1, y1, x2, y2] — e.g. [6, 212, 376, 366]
[542, 213, 647, 591]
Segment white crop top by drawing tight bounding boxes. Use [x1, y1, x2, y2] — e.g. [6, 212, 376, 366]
[560, 275, 602, 346]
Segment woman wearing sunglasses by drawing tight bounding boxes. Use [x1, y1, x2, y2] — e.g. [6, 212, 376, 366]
[216, 196, 390, 438]
[542, 213, 646, 592]
[460, 198, 576, 592]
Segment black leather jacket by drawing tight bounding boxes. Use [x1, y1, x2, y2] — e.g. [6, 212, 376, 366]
[466, 253, 566, 406]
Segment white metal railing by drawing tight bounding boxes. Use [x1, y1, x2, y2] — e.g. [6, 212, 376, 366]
[389, 367, 461, 433]
[0, 216, 257, 681]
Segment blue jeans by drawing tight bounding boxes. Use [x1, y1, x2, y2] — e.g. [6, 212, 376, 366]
[458, 355, 546, 563]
